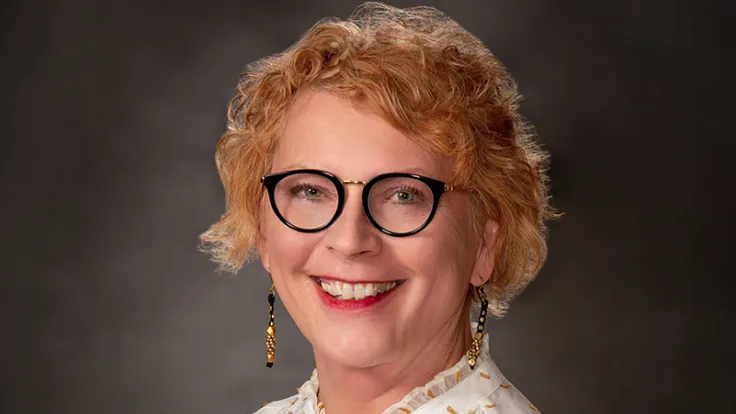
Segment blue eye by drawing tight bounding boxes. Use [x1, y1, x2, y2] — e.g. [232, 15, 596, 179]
[387, 186, 425, 204]
[290, 183, 327, 202]
[397, 191, 415, 202]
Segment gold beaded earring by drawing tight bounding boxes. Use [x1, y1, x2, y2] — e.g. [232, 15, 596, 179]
[467, 286, 489, 369]
[265, 283, 276, 368]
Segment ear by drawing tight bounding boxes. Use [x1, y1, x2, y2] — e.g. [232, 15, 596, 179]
[256, 199, 272, 274]
[469, 219, 500, 287]
[256, 232, 271, 274]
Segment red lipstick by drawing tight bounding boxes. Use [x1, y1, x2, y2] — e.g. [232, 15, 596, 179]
[314, 280, 400, 311]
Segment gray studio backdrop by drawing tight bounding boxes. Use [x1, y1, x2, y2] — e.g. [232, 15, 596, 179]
[2, 0, 728, 413]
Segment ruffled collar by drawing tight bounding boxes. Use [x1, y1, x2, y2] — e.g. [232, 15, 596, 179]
[297, 334, 491, 414]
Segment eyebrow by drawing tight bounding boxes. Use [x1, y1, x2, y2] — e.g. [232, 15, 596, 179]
[275, 164, 438, 179]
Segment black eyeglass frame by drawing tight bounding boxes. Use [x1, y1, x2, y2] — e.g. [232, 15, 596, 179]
[261, 169, 456, 237]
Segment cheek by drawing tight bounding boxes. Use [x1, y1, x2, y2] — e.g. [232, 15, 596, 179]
[404, 210, 477, 286]
[405, 241, 472, 287]
[264, 219, 312, 269]
[258, 196, 315, 260]
[261, 215, 322, 320]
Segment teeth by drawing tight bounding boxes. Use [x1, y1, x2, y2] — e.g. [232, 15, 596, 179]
[342, 284, 354, 300]
[318, 279, 400, 300]
[334, 281, 343, 295]
[354, 284, 365, 300]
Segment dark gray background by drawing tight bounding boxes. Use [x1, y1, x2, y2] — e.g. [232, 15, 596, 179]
[1, 0, 730, 413]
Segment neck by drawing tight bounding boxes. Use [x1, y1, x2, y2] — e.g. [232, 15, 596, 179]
[314, 314, 472, 414]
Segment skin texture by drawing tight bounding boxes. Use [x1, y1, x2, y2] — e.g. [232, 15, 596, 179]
[258, 91, 499, 413]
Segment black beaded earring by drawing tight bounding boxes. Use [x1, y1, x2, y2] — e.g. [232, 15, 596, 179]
[467, 286, 489, 369]
[265, 284, 276, 368]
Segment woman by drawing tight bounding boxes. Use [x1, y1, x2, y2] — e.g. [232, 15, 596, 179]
[201, 2, 556, 413]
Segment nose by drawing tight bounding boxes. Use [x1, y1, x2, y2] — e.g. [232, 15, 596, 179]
[322, 185, 381, 259]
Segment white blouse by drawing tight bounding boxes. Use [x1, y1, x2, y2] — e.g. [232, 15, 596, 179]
[255, 334, 540, 413]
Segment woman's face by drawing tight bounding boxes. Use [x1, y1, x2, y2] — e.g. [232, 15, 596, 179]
[258, 91, 496, 369]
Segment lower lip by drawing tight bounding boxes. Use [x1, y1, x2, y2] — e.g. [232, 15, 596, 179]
[314, 281, 400, 311]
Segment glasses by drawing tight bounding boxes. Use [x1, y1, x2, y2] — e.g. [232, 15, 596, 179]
[261, 169, 458, 237]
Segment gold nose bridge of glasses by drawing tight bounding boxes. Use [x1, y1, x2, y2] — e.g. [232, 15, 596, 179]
[342, 179, 455, 192]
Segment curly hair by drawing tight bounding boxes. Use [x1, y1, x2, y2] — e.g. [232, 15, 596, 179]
[200, 2, 557, 317]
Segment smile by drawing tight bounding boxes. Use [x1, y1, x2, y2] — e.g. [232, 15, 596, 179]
[317, 278, 402, 300]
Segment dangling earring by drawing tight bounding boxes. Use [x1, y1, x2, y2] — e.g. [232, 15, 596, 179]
[265, 283, 276, 368]
[467, 286, 489, 370]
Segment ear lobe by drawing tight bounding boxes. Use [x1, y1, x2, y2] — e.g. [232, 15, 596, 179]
[257, 235, 271, 273]
[256, 196, 272, 273]
[256, 219, 272, 273]
[470, 219, 500, 287]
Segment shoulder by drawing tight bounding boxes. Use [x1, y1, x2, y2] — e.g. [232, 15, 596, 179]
[426, 357, 541, 414]
[476, 359, 541, 413]
[252, 393, 301, 414]
[253, 371, 319, 414]
[478, 380, 541, 413]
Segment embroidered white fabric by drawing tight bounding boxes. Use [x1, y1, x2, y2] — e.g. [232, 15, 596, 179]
[255, 333, 540, 413]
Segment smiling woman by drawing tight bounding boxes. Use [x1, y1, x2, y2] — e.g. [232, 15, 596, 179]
[200, 2, 556, 413]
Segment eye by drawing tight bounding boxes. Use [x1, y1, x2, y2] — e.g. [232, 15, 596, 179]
[396, 191, 415, 202]
[388, 186, 425, 204]
[291, 184, 323, 200]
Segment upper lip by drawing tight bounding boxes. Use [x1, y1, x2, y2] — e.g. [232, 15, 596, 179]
[311, 275, 401, 284]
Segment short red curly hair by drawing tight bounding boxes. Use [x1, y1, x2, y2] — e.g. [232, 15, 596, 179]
[201, 2, 557, 317]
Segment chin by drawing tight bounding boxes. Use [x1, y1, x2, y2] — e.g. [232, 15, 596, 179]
[313, 325, 397, 368]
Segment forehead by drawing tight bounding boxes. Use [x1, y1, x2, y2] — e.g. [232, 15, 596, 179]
[273, 91, 449, 180]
